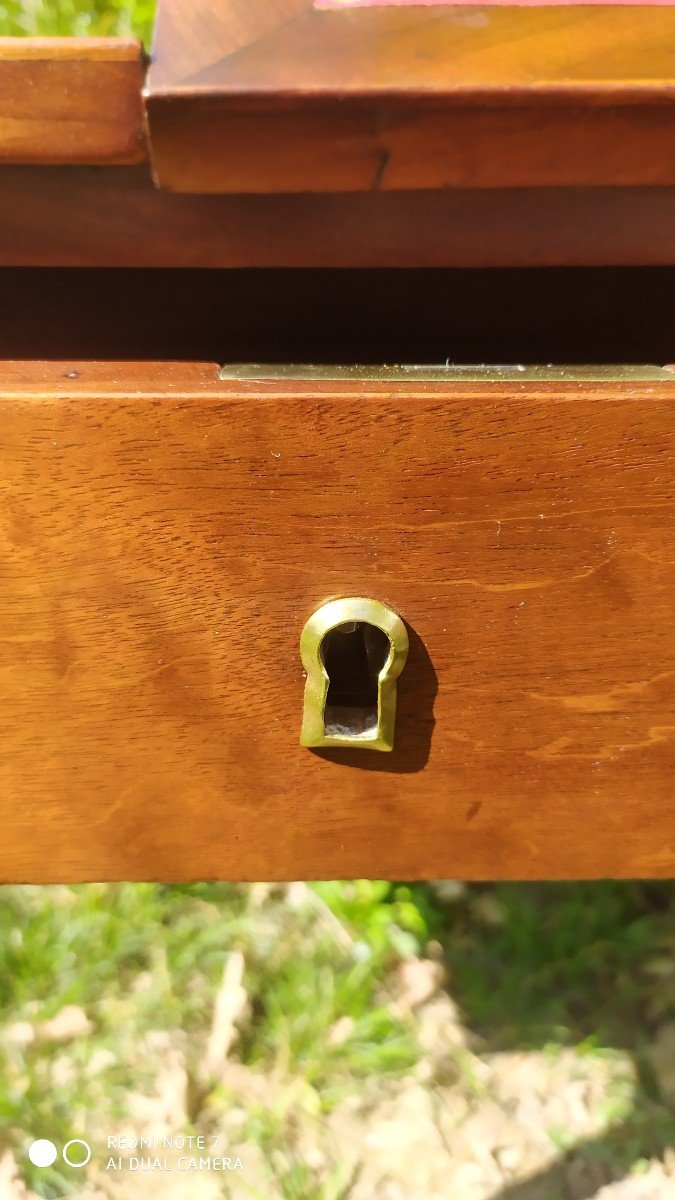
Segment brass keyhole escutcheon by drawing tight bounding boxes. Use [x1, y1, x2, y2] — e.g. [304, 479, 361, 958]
[300, 598, 409, 751]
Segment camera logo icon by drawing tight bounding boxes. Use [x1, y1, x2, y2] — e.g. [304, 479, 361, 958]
[28, 1139, 92, 1169]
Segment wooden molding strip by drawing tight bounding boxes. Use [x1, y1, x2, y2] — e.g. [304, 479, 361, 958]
[1, 166, 675, 267]
[0, 38, 147, 164]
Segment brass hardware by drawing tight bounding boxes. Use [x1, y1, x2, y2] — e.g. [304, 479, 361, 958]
[300, 598, 409, 752]
[220, 364, 674, 383]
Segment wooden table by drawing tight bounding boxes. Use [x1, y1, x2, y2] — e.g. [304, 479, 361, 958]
[0, 0, 673, 883]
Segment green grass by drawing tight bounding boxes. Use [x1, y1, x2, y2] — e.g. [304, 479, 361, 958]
[0, 882, 422, 1196]
[2, 880, 675, 1196]
[0, 0, 155, 41]
[438, 882, 675, 1048]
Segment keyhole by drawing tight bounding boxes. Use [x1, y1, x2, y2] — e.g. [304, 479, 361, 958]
[321, 621, 391, 738]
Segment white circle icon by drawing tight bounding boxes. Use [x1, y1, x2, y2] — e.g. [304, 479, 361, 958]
[63, 1140, 92, 1169]
[28, 1140, 58, 1168]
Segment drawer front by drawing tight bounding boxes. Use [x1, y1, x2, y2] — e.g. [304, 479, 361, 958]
[1, 362, 673, 882]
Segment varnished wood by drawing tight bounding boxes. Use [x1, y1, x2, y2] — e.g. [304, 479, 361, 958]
[1, 362, 673, 883]
[2, 167, 675, 267]
[0, 39, 146, 164]
[146, 100, 675, 194]
[145, 0, 675, 192]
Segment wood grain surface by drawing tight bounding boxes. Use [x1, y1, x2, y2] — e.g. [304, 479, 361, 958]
[146, 0, 675, 191]
[1, 361, 673, 883]
[2, 167, 675, 267]
[0, 39, 146, 164]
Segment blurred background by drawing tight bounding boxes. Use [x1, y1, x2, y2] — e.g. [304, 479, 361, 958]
[1, 3, 675, 1198]
[2, 881, 675, 1198]
[0, 0, 154, 39]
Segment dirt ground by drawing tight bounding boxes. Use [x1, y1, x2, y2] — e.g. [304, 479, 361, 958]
[3, 957, 675, 1200]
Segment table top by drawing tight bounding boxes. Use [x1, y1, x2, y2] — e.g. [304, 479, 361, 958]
[1, 3, 675, 263]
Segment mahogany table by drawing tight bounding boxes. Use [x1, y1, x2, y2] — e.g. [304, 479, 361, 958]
[0, 0, 673, 882]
